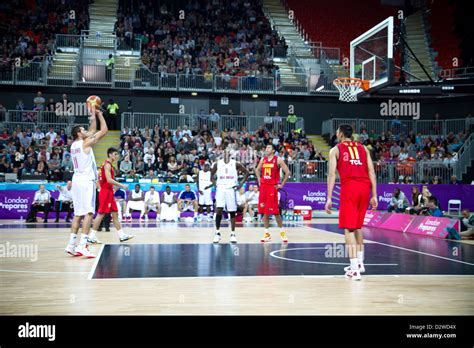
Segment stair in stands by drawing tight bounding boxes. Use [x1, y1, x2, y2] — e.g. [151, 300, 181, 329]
[93, 130, 121, 166]
[405, 11, 437, 81]
[308, 135, 330, 159]
[47, 52, 79, 85]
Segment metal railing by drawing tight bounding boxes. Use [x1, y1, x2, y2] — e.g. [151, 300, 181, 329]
[0, 58, 341, 96]
[322, 117, 471, 137]
[454, 133, 474, 179]
[440, 66, 474, 79]
[288, 159, 457, 183]
[121, 113, 305, 134]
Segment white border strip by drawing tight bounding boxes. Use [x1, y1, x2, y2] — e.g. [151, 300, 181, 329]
[88, 244, 105, 280]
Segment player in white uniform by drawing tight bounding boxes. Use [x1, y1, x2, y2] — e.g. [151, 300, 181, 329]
[160, 186, 179, 222]
[144, 186, 161, 221]
[208, 147, 249, 244]
[197, 163, 213, 222]
[125, 184, 146, 221]
[65, 107, 107, 258]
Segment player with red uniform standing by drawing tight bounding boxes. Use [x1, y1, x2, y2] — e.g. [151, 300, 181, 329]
[325, 125, 377, 280]
[255, 144, 290, 243]
[88, 147, 134, 243]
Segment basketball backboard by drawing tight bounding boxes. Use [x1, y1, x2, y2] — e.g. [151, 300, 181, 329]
[350, 16, 394, 92]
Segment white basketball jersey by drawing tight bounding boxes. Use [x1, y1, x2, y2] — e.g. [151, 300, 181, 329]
[198, 170, 212, 190]
[71, 139, 97, 182]
[163, 191, 175, 204]
[145, 191, 160, 204]
[216, 159, 238, 189]
[131, 190, 143, 200]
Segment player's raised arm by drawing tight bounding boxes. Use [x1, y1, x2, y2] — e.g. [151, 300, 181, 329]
[365, 146, 378, 210]
[83, 109, 108, 149]
[85, 105, 97, 137]
[255, 157, 264, 185]
[277, 157, 290, 188]
[325, 147, 338, 214]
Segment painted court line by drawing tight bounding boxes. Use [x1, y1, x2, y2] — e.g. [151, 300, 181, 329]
[88, 244, 105, 280]
[371, 240, 474, 266]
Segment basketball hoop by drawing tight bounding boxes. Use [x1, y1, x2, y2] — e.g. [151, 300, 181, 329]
[333, 77, 370, 102]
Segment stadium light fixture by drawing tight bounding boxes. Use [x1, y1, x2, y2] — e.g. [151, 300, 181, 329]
[191, 92, 198, 96]
[252, 94, 258, 98]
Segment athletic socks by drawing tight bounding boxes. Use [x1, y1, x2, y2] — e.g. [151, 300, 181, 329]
[350, 258, 359, 271]
[79, 233, 89, 247]
[117, 229, 127, 239]
[89, 229, 97, 240]
[357, 251, 364, 263]
[68, 233, 77, 246]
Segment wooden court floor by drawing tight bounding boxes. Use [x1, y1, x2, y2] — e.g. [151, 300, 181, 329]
[0, 218, 473, 315]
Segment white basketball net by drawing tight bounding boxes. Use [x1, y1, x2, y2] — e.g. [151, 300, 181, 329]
[333, 79, 362, 102]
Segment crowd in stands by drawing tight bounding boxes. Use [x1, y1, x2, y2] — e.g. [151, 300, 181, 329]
[0, 0, 90, 71]
[117, 119, 316, 182]
[115, 0, 285, 78]
[329, 116, 470, 184]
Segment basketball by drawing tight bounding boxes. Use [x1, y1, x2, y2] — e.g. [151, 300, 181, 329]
[86, 95, 102, 111]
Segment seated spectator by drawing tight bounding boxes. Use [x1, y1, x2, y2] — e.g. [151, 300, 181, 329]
[430, 176, 442, 185]
[124, 184, 145, 222]
[449, 175, 461, 184]
[459, 209, 474, 239]
[120, 154, 133, 176]
[160, 186, 179, 222]
[143, 186, 161, 222]
[55, 181, 73, 223]
[388, 188, 409, 213]
[26, 184, 52, 223]
[21, 155, 37, 177]
[421, 196, 443, 217]
[243, 184, 259, 221]
[406, 186, 426, 215]
[178, 184, 198, 220]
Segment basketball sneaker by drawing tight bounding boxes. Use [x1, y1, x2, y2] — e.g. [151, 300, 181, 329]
[127, 216, 132, 222]
[197, 215, 202, 222]
[87, 235, 102, 244]
[260, 232, 271, 243]
[140, 216, 145, 222]
[230, 233, 237, 244]
[207, 215, 214, 222]
[213, 232, 221, 244]
[144, 215, 149, 222]
[345, 268, 362, 281]
[65, 244, 80, 256]
[344, 264, 365, 273]
[120, 234, 134, 242]
[75, 245, 96, 258]
[280, 232, 288, 243]
[156, 216, 161, 222]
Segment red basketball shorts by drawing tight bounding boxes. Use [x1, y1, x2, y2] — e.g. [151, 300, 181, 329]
[338, 180, 371, 230]
[258, 183, 280, 215]
[98, 188, 118, 214]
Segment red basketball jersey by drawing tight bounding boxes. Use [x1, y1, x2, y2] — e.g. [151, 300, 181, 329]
[99, 160, 114, 190]
[336, 141, 370, 185]
[260, 156, 280, 185]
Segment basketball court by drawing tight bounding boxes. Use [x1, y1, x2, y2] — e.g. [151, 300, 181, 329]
[1, 219, 472, 315]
